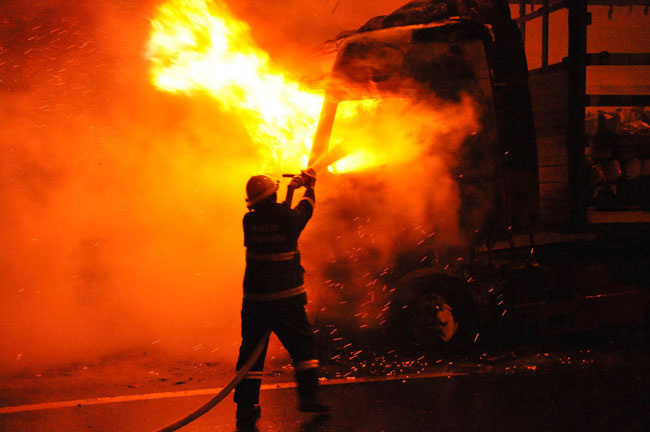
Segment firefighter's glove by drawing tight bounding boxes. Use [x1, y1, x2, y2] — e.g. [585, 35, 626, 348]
[289, 175, 304, 189]
[301, 168, 316, 189]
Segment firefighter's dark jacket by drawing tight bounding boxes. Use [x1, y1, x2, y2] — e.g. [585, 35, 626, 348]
[243, 188, 315, 300]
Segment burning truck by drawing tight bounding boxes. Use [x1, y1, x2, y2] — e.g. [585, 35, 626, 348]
[304, 0, 650, 355]
[144, 0, 650, 359]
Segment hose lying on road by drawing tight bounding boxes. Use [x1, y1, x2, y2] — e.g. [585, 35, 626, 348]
[152, 331, 271, 432]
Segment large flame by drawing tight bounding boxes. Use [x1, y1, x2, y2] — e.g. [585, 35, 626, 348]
[147, 0, 322, 173]
[146, 0, 478, 176]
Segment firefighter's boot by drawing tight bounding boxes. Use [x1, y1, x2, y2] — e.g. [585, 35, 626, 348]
[236, 404, 261, 431]
[296, 368, 330, 413]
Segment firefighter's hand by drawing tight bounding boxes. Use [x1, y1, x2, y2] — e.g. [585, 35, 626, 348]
[301, 168, 316, 189]
[289, 175, 303, 189]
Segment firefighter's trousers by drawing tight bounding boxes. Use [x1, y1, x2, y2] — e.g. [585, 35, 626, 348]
[234, 294, 320, 407]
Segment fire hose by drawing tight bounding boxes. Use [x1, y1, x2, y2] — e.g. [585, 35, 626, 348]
[283, 143, 348, 208]
[152, 331, 271, 432]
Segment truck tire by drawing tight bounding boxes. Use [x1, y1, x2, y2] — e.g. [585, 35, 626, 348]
[388, 269, 480, 352]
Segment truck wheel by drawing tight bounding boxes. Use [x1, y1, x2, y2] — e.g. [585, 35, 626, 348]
[388, 269, 480, 352]
[434, 297, 458, 342]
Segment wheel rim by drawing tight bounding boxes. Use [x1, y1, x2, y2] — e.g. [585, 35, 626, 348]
[435, 301, 458, 343]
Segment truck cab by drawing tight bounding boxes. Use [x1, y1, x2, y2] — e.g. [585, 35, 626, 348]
[312, 4, 538, 243]
[311, 1, 650, 351]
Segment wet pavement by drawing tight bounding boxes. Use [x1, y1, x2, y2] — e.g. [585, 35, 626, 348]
[1, 341, 649, 431]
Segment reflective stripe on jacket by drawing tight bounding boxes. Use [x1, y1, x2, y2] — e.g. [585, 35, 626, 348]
[246, 250, 297, 261]
[243, 285, 307, 301]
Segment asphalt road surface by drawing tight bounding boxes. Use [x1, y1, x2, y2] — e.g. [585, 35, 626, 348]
[2, 344, 649, 432]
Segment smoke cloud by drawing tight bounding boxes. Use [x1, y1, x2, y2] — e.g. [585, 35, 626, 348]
[1, 0, 263, 373]
[1, 0, 478, 374]
[302, 93, 479, 330]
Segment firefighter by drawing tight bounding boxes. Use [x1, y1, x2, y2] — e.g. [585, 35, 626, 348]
[234, 169, 329, 430]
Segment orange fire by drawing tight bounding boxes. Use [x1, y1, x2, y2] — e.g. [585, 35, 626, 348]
[147, 0, 322, 173]
[146, 0, 475, 176]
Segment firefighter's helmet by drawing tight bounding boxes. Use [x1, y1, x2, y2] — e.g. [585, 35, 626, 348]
[246, 175, 278, 208]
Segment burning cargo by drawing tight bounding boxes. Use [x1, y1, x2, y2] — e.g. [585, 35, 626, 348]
[586, 107, 650, 210]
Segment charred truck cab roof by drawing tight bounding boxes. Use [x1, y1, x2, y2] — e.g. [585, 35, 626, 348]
[313, 7, 538, 243]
